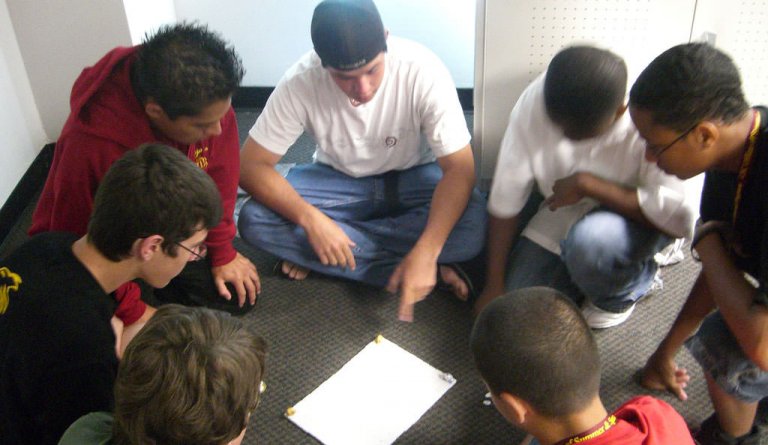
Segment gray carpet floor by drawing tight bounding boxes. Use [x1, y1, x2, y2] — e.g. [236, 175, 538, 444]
[0, 109, 722, 444]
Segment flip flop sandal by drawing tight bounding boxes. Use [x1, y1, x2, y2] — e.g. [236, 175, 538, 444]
[273, 260, 312, 279]
[437, 263, 477, 301]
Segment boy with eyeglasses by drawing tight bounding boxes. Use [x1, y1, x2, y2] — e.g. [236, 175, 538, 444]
[630, 42, 768, 445]
[30, 23, 260, 329]
[0, 144, 222, 445]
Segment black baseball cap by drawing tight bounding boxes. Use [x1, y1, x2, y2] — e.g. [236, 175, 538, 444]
[311, 0, 387, 71]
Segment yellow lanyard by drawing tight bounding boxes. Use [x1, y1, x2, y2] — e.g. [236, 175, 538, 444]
[556, 415, 617, 445]
[733, 110, 762, 226]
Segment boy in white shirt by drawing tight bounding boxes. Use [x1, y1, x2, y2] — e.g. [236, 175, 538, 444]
[476, 46, 696, 328]
[238, 0, 487, 322]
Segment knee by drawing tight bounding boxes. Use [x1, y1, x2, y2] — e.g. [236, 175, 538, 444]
[237, 199, 285, 240]
[562, 211, 629, 271]
[460, 194, 489, 256]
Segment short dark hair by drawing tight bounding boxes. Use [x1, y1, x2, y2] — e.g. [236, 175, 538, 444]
[87, 143, 222, 261]
[544, 46, 627, 135]
[629, 43, 749, 132]
[132, 22, 244, 119]
[113, 304, 267, 445]
[470, 287, 601, 418]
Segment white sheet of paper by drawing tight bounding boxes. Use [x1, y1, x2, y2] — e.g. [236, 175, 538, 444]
[286, 336, 456, 445]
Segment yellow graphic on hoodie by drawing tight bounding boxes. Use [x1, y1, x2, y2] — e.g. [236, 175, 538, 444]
[0, 267, 22, 314]
[194, 147, 209, 170]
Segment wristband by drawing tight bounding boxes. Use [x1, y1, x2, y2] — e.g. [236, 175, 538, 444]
[690, 220, 730, 261]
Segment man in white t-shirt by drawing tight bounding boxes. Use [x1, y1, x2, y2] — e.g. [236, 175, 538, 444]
[238, 0, 486, 322]
[475, 46, 696, 328]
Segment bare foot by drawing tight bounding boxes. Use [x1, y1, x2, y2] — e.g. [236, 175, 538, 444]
[281, 261, 310, 280]
[640, 352, 690, 401]
[439, 265, 469, 301]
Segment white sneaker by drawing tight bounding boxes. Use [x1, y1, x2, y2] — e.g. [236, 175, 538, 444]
[581, 300, 635, 329]
[654, 238, 685, 266]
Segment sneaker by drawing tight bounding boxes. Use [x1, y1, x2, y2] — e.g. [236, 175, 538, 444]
[581, 300, 635, 329]
[650, 268, 664, 293]
[655, 238, 686, 266]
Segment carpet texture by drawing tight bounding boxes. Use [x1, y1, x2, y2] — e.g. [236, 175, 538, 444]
[0, 109, 724, 444]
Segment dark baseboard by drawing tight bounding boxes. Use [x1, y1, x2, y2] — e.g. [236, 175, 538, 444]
[0, 143, 53, 243]
[457, 88, 473, 111]
[234, 86, 474, 111]
[232, 87, 275, 110]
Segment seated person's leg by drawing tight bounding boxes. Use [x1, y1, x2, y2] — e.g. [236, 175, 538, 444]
[686, 311, 766, 444]
[142, 261, 253, 316]
[505, 237, 584, 306]
[361, 162, 488, 297]
[395, 163, 487, 261]
[239, 163, 400, 285]
[562, 209, 670, 314]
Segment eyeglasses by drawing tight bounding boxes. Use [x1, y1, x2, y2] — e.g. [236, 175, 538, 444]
[174, 241, 207, 261]
[646, 123, 697, 158]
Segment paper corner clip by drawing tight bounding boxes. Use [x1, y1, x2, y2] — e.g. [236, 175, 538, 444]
[374, 334, 384, 344]
[439, 372, 456, 385]
[285, 406, 296, 417]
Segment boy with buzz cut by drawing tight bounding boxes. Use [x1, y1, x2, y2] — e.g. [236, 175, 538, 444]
[0, 144, 222, 445]
[470, 287, 695, 445]
[58, 304, 268, 445]
[630, 43, 768, 445]
[476, 45, 696, 329]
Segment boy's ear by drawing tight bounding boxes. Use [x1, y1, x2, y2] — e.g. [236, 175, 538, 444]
[144, 99, 166, 121]
[695, 121, 720, 150]
[498, 391, 531, 426]
[135, 235, 164, 261]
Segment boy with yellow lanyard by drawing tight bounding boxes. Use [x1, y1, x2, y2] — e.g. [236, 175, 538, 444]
[631, 43, 768, 445]
[471, 287, 694, 445]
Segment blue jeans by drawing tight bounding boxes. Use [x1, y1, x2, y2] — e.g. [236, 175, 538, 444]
[238, 162, 488, 287]
[686, 311, 768, 403]
[506, 209, 669, 312]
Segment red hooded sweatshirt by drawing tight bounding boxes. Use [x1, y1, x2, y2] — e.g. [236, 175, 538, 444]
[30, 46, 240, 324]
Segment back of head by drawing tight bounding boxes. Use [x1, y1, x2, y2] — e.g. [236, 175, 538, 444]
[470, 287, 601, 418]
[133, 22, 244, 119]
[311, 0, 387, 70]
[88, 143, 222, 261]
[544, 46, 627, 138]
[113, 304, 267, 445]
[629, 43, 748, 132]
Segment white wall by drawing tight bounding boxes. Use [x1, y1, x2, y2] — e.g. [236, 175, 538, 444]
[124, 0, 176, 44]
[0, 0, 46, 206]
[6, 0, 132, 139]
[474, 0, 697, 186]
[174, 0, 475, 88]
[691, 0, 768, 106]
[174, 0, 316, 88]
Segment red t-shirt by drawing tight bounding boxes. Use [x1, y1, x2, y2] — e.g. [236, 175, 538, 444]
[554, 396, 694, 445]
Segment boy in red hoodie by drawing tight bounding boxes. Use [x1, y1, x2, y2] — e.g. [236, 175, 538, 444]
[30, 23, 260, 324]
[471, 287, 696, 445]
